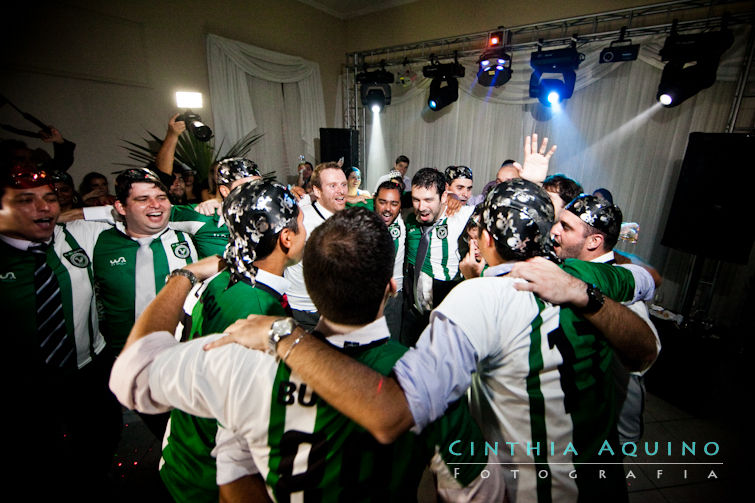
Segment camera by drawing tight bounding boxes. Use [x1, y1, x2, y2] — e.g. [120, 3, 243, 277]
[176, 112, 212, 142]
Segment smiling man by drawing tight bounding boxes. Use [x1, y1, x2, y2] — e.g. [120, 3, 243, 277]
[91, 168, 229, 355]
[0, 161, 121, 500]
[373, 180, 405, 339]
[284, 161, 347, 330]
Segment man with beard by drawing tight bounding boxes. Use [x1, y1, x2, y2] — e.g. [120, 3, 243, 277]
[401, 167, 475, 346]
[550, 194, 661, 445]
[211, 180, 658, 503]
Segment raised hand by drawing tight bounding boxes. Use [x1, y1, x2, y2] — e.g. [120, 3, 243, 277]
[521, 133, 557, 185]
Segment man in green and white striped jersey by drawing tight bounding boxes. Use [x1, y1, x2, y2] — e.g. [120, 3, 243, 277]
[89, 168, 228, 353]
[111, 207, 505, 502]
[221, 180, 659, 503]
[161, 179, 305, 503]
[373, 179, 405, 340]
[0, 162, 122, 500]
[401, 167, 475, 346]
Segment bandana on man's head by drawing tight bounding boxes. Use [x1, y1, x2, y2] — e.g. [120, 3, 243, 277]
[216, 157, 261, 187]
[445, 165, 473, 184]
[222, 180, 298, 285]
[565, 195, 622, 241]
[481, 178, 559, 261]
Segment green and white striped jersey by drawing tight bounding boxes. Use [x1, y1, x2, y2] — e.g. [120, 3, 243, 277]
[434, 260, 636, 503]
[148, 318, 488, 502]
[405, 205, 474, 282]
[92, 205, 228, 351]
[1, 220, 111, 369]
[160, 269, 288, 503]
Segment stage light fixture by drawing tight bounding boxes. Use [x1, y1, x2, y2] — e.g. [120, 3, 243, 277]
[357, 65, 395, 113]
[599, 27, 640, 64]
[477, 28, 513, 87]
[529, 38, 584, 107]
[656, 20, 733, 108]
[428, 76, 459, 111]
[423, 54, 465, 111]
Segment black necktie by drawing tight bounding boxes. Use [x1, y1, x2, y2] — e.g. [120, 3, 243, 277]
[30, 244, 76, 370]
[413, 226, 431, 303]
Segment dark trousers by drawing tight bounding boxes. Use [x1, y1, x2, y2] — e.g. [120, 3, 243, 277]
[13, 347, 124, 500]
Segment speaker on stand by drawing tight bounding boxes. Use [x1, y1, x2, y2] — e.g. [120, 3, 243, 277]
[661, 132, 754, 317]
[319, 128, 359, 169]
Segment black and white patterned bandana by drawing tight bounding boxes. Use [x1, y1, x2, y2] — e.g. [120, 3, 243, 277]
[565, 195, 622, 241]
[216, 157, 261, 187]
[481, 178, 559, 261]
[222, 180, 299, 285]
[445, 165, 473, 183]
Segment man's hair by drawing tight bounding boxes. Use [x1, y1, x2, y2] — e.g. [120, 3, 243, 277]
[310, 161, 341, 189]
[501, 159, 516, 166]
[303, 207, 393, 325]
[115, 168, 168, 205]
[542, 174, 584, 207]
[375, 180, 402, 200]
[411, 167, 445, 197]
[395, 155, 410, 166]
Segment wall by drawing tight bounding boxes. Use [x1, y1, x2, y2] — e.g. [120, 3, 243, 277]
[345, 0, 660, 52]
[1, 0, 346, 185]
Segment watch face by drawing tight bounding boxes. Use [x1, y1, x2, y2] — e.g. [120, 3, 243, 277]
[272, 317, 296, 337]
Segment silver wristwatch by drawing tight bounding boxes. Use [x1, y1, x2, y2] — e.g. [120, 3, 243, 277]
[165, 268, 197, 287]
[268, 317, 297, 356]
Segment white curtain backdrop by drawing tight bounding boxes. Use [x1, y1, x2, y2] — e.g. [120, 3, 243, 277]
[362, 27, 749, 309]
[206, 33, 326, 180]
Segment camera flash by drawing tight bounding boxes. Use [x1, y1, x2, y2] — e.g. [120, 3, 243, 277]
[176, 92, 203, 109]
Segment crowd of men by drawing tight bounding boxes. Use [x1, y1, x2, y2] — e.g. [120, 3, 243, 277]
[1, 116, 661, 502]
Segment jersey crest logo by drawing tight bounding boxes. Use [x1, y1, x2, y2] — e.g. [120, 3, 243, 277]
[172, 242, 191, 259]
[390, 225, 401, 239]
[436, 224, 448, 239]
[63, 248, 90, 268]
[0, 272, 16, 281]
[110, 256, 127, 266]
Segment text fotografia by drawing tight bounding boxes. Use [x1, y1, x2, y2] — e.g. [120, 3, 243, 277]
[447, 440, 721, 458]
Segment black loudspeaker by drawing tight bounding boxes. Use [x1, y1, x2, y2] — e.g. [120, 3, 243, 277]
[661, 132, 754, 264]
[320, 128, 359, 168]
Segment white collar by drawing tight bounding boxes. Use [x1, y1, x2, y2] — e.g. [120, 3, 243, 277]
[0, 233, 53, 251]
[322, 317, 390, 349]
[483, 262, 515, 277]
[115, 220, 169, 242]
[591, 251, 615, 264]
[312, 201, 334, 218]
[254, 268, 290, 296]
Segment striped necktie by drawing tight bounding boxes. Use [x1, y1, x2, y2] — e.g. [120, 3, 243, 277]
[30, 244, 76, 370]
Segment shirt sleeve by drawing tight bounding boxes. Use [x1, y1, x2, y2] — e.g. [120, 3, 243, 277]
[171, 205, 230, 258]
[626, 301, 661, 374]
[82, 205, 116, 224]
[109, 331, 179, 413]
[393, 313, 479, 433]
[213, 425, 259, 485]
[618, 264, 655, 303]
